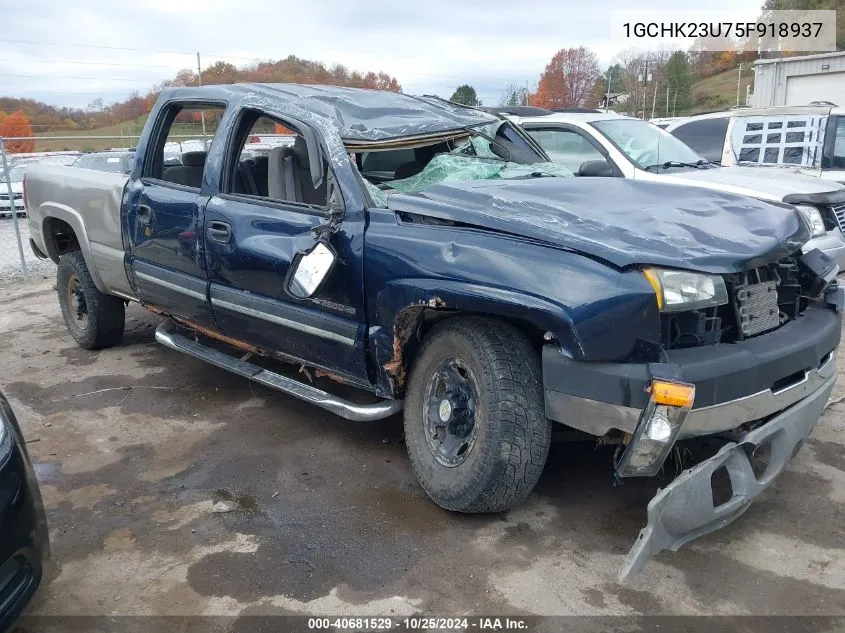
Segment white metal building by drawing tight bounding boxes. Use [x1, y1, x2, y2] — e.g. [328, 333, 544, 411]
[753, 51, 845, 108]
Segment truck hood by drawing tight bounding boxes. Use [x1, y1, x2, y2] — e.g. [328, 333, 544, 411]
[387, 178, 809, 274]
[657, 166, 844, 201]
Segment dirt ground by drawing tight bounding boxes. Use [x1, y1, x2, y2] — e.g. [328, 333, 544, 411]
[1, 276, 844, 618]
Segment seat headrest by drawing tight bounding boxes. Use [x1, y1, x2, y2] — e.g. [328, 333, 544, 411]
[293, 136, 309, 168]
[180, 151, 207, 167]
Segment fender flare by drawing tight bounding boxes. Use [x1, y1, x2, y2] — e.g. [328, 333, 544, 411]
[369, 278, 581, 397]
[38, 203, 108, 293]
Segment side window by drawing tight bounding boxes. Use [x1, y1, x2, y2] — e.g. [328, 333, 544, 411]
[145, 103, 226, 188]
[826, 116, 845, 169]
[670, 118, 729, 163]
[525, 128, 604, 173]
[224, 112, 329, 210]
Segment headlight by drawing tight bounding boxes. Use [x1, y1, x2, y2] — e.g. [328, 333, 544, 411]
[797, 205, 826, 238]
[642, 267, 729, 312]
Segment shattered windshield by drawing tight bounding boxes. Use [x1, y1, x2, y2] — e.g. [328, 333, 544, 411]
[592, 119, 710, 171]
[386, 154, 571, 194]
[362, 121, 570, 203]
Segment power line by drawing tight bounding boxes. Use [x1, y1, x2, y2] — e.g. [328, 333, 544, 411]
[0, 73, 158, 82]
[0, 57, 188, 70]
[0, 39, 264, 64]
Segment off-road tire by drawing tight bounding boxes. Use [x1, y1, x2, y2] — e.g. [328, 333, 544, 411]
[57, 251, 125, 349]
[403, 317, 551, 513]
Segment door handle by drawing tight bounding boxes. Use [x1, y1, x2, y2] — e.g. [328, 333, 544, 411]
[207, 221, 232, 244]
[137, 204, 153, 224]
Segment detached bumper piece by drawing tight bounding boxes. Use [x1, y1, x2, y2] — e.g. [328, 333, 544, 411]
[619, 374, 834, 582]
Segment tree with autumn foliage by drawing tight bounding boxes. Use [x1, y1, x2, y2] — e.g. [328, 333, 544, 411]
[0, 111, 35, 153]
[531, 47, 601, 109]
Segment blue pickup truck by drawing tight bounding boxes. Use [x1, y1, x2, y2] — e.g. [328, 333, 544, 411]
[25, 84, 844, 579]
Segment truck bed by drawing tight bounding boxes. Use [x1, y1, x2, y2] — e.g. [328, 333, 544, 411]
[26, 165, 135, 300]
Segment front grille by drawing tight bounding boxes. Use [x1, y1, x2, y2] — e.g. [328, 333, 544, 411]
[832, 203, 845, 232]
[735, 279, 781, 336]
[660, 257, 804, 350]
[0, 193, 22, 201]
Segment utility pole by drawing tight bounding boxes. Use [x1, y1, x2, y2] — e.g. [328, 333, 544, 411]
[672, 90, 678, 117]
[197, 52, 207, 136]
[605, 67, 612, 112]
[651, 80, 658, 119]
[736, 63, 743, 107]
[665, 84, 669, 118]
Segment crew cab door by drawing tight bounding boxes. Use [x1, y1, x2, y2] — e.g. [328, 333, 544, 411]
[203, 109, 370, 385]
[125, 101, 226, 327]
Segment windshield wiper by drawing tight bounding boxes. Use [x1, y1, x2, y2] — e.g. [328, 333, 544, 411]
[644, 159, 711, 171]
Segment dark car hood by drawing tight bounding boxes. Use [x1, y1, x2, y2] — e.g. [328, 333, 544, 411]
[386, 178, 809, 273]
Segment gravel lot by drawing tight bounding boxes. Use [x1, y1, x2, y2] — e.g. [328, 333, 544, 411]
[0, 216, 55, 280]
[1, 276, 844, 620]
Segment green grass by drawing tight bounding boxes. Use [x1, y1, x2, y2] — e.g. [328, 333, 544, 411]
[33, 115, 225, 152]
[34, 118, 148, 152]
[687, 68, 754, 115]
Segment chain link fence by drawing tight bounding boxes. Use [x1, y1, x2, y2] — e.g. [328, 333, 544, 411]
[0, 132, 208, 284]
[0, 138, 46, 282]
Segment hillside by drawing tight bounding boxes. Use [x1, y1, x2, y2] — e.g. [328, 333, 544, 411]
[34, 117, 149, 152]
[688, 67, 754, 114]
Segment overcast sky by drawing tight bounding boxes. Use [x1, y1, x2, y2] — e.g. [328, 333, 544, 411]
[0, 0, 766, 109]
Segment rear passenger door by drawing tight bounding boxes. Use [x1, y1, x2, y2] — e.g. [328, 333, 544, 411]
[203, 110, 370, 385]
[125, 102, 226, 327]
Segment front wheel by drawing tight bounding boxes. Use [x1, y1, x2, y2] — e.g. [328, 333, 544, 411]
[403, 317, 551, 513]
[57, 251, 125, 349]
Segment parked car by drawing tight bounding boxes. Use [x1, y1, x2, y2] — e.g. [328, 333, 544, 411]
[0, 392, 49, 632]
[72, 151, 135, 175]
[0, 165, 28, 218]
[502, 108, 845, 269]
[25, 84, 844, 580]
[648, 116, 685, 129]
[10, 153, 80, 169]
[665, 105, 845, 184]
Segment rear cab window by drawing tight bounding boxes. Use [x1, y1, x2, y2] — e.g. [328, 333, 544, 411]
[143, 103, 227, 190]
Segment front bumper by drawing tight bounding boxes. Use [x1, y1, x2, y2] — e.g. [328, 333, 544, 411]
[0, 199, 25, 213]
[544, 304, 841, 438]
[619, 373, 834, 581]
[805, 231, 845, 271]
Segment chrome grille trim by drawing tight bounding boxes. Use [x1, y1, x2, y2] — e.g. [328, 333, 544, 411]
[831, 203, 845, 233]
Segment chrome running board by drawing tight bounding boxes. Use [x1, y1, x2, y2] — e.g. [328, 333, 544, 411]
[155, 320, 403, 421]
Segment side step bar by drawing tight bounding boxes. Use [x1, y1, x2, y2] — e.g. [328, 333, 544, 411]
[155, 320, 403, 422]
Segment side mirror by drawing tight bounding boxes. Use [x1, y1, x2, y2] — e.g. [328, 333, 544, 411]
[578, 159, 615, 177]
[286, 240, 337, 299]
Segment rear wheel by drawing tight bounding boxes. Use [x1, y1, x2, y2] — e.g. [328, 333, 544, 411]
[57, 251, 125, 349]
[403, 317, 551, 513]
